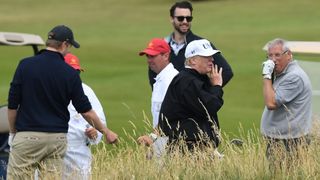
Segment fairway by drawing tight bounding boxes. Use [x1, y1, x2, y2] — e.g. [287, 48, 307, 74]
[1, 0, 320, 141]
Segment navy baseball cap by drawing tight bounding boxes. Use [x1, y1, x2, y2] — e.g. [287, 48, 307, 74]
[48, 25, 80, 48]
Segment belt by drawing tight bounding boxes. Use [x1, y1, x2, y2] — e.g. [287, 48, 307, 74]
[67, 140, 88, 147]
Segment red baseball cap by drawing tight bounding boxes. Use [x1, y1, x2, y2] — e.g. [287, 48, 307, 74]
[64, 53, 84, 71]
[139, 38, 171, 56]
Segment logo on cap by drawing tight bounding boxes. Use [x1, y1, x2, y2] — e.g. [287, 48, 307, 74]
[139, 38, 171, 56]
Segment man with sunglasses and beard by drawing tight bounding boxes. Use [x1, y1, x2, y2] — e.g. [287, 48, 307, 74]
[148, 1, 233, 89]
[261, 38, 312, 170]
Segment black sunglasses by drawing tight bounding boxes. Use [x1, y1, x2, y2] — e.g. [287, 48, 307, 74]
[174, 16, 193, 22]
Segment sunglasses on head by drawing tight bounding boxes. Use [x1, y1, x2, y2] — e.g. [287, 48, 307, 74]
[174, 16, 193, 22]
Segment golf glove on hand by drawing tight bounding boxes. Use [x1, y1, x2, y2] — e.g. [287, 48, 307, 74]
[8, 133, 16, 150]
[262, 59, 275, 79]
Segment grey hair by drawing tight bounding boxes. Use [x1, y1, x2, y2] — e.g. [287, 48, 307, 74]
[266, 38, 290, 52]
[184, 57, 195, 67]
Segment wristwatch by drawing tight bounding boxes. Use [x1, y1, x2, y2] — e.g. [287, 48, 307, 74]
[149, 133, 158, 142]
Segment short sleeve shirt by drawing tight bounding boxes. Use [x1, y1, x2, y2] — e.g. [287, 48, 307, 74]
[261, 61, 312, 139]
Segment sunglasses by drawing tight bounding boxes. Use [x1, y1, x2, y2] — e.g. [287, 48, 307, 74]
[174, 16, 193, 22]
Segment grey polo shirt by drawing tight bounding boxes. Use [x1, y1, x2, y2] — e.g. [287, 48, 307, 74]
[261, 60, 312, 139]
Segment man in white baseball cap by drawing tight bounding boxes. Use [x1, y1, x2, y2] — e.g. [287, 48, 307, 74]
[184, 39, 220, 59]
[157, 39, 224, 152]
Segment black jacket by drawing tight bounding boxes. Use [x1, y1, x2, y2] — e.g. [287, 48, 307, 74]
[148, 31, 233, 88]
[159, 68, 223, 147]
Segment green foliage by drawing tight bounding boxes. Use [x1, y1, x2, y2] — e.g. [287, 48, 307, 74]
[1, 0, 320, 140]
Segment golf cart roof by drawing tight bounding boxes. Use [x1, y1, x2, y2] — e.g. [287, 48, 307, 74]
[262, 41, 320, 55]
[0, 32, 44, 46]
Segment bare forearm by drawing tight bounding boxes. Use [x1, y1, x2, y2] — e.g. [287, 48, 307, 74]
[81, 109, 107, 134]
[82, 109, 118, 144]
[8, 108, 17, 133]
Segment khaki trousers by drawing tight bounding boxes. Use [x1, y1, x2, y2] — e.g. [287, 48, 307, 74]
[7, 131, 67, 180]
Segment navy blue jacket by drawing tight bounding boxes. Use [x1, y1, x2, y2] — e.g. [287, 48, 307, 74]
[8, 50, 91, 133]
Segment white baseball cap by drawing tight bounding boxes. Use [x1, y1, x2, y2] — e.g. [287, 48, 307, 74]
[185, 39, 220, 59]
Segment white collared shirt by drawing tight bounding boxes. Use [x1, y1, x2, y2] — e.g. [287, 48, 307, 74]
[64, 83, 106, 178]
[151, 63, 178, 127]
[67, 83, 106, 146]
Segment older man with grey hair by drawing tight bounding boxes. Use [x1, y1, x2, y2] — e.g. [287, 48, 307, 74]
[261, 38, 312, 166]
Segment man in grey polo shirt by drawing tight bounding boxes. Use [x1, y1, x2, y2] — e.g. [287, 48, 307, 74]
[261, 38, 312, 167]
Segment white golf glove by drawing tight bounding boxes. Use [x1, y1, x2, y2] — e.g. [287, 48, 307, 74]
[8, 133, 16, 150]
[262, 59, 275, 79]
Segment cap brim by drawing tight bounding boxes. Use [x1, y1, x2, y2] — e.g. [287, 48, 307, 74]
[139, 49, 161, 56]
[200, 49, 220, 57]
[71, 40, 80, 48]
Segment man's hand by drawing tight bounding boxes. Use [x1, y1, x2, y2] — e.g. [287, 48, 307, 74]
[209, 64, 223, 86]
[262, 59, 275, 79]
[105, 129, 118, 144]
[137, 135, 153, 146]
[85, 127, 98, 140]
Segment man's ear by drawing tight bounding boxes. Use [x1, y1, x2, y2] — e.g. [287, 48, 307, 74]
[189, 57, 197, 65]
[288, 51, 293, 59]
[170, 16, 174, 24]
[164, 52, 170, 59]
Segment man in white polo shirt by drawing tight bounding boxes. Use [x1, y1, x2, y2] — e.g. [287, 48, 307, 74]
[137, 38, 178, 157]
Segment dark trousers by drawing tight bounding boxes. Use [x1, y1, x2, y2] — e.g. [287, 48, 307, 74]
[264, 136, 310, 171]
[168, 139, 214, 154]
[0, 152, 9, 180]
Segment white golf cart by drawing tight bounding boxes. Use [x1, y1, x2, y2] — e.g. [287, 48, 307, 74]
[0, 32, 44, 179]
[263, 41, 320, 118]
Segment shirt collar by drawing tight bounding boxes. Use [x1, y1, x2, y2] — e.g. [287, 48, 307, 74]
[155, 63, 175, 81]
[168, 32, 187, 45]
[39, 49, 65, 60]
[276, 60, 295, 77]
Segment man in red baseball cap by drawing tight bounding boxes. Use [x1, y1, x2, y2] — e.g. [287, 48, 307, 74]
[138, 38, 178, 158]
[63, 53, 112, 179]
[139, 38, 173, 75]
[139, 38, 171, 56]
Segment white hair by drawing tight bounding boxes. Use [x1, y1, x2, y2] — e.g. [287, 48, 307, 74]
[267, 38, 290, 52]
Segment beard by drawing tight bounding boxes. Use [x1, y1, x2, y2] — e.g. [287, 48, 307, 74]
[173, 22, 191, 35]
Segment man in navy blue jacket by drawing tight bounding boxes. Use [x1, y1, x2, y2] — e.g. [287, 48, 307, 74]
[7, 25, 118, 179]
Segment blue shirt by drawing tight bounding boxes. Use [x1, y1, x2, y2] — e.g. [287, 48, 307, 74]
[8, 50, 92, 133]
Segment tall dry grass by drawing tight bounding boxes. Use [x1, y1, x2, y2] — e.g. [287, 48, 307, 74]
[90, 117, 320, 180]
